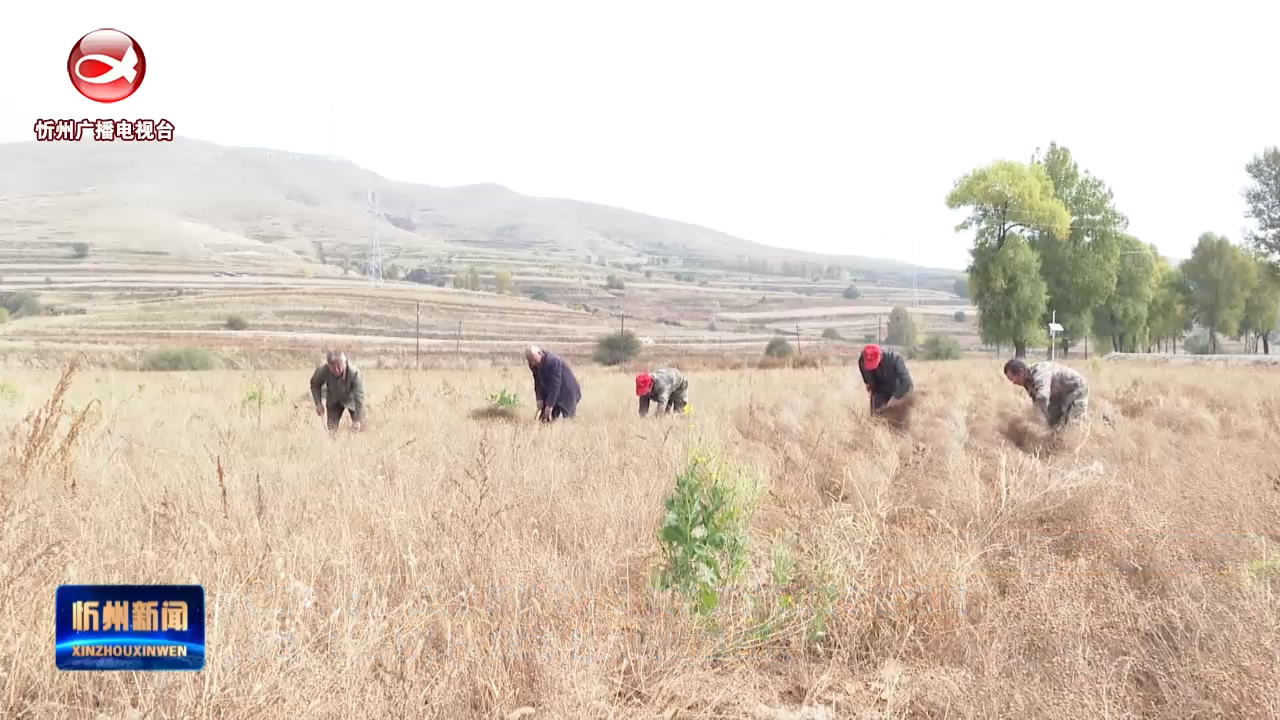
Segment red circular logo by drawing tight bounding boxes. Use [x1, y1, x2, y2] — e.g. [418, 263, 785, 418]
[67, 29, 146, 103]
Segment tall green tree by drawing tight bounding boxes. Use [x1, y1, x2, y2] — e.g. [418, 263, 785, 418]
[967, 236, 1048, 357]
[946, 160, 1071, 250]
[1241, 259, 1279, 353]
[494, 269, 515, 294]
[947, 160, 1066, 356]
[1180, 233, 1257, 353]
[1244, 147, 1280, 268]
[1030, 143, 1126, 355]
[1091, 238, 1156, 352]
[1147, 259, 1191, 353]
[886, 306, 917, 346]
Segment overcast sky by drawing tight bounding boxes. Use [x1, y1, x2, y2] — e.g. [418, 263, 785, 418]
[4, 0, 1277, 270]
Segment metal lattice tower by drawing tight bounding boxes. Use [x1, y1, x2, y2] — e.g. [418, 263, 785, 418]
[367, 190, 384, 287]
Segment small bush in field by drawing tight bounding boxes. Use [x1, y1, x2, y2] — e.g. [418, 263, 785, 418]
[141, 348, 215, 371]
[593, 331, 641, 366]
[654, 446, 760, 615]
[920, 335, 961, 360]
[764, 338, 794, 358]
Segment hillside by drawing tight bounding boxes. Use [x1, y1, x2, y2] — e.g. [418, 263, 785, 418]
[0, 137, 980, 368]
[0, 137, 956, 283]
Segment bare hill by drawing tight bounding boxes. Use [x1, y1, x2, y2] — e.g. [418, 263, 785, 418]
[0, 137, 956, 281]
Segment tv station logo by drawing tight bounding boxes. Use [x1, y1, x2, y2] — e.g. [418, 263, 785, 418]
[55, 585, 205, 671]
[68, 28, 147, 103]
[35, 29, 175, 143]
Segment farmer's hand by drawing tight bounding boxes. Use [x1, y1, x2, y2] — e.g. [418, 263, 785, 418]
[352, 420, 363, 432]
[315, 404, 324, 417]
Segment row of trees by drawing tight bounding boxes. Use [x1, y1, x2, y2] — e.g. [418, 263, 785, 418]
[947, 144, 1280, 356]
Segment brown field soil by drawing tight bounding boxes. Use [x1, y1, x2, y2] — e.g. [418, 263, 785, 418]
[2, 358, 1278, 718]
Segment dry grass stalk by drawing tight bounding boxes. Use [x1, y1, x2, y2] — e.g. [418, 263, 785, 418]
[4, 357, 98, 492]
[217, 455, 229, 520]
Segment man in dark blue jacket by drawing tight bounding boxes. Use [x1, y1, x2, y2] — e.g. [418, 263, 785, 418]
[858, 343, 913, 414]
[525, 345, 581, 423]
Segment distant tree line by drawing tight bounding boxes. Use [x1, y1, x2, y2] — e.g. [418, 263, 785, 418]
[946, 143, 1280, 356]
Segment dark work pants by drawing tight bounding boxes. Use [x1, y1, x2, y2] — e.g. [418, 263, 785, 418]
[326, 404, 357, 431]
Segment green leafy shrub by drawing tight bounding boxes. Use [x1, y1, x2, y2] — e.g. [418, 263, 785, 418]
[764, 338, 794, 358]
[593, 331, 641, 366]
[241, 380, 287, 426]
[470, 388, 522, 422]
[488, 388, 520, 410]
[2, 291, 41, 318]
[140, 348, 215, 371]
[920, 335, 961, 360]
[654, 447, 760, 614]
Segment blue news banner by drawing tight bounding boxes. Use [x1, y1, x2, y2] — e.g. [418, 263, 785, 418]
[55, 585, 205, 671]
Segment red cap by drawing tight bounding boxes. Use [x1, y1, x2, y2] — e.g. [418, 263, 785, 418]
[862, 344, 882, 370]
[635, 373, 653, 396]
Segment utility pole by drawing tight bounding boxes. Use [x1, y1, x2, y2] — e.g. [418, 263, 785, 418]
[415, 301, 420, 370]
[456, 320, 461, 358]
[620, 313, 625, 335]
[877, 315, 882, 344]
[795, 324, 801, 354]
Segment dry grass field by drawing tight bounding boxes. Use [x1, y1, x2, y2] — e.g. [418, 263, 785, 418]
[3, 357, 1278, 719]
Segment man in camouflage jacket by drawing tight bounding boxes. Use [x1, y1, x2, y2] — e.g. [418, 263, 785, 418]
[636, 368, 689, 416]
[1003, 357, 1088, 429]
[310, 351, 366, 432]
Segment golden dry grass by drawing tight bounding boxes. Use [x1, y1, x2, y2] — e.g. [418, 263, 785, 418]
[2, 359, 1279, 718]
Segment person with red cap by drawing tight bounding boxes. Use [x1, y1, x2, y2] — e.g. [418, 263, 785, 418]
[858, 343, 913, 414]
[636, 367, 689, 416]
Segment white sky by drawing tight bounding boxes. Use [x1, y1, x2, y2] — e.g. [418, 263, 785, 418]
[3, 0, 1277, 271]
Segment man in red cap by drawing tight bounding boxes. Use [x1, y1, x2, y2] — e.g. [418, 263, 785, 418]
[858, 343, 913, 414]
[636, 367, 689, 416]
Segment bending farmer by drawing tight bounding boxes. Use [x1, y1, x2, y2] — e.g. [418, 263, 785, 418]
[859, 344, 913, 413]
[310, 350, 366, 432]
[1003, 358, 1089, 429]
[636, 368, 689, 416]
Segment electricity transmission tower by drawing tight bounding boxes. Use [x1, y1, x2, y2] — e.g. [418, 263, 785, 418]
[367, 190, 383, 287]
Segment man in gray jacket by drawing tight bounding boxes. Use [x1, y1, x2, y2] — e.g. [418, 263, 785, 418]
[310, 351, 366, 432]
[636, 367, 689, 416]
